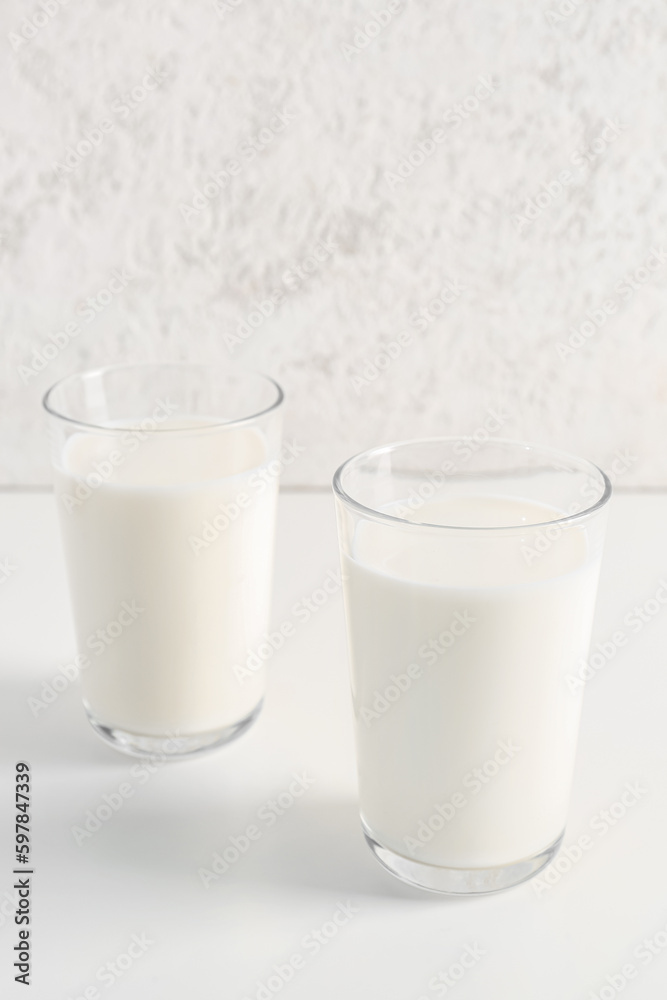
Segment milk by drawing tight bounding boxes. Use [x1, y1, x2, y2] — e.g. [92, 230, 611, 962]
[55, 420, 277, 737]
[342, 496, 602, 869]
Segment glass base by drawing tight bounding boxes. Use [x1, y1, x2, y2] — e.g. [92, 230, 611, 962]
[362, 822, 565, 895]
[86, 699, 263, 760]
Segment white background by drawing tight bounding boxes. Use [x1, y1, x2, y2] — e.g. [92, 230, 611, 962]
[1, 0, 667, 486]
[2, 3, 667, 999]
[2, 492, 667, 1000]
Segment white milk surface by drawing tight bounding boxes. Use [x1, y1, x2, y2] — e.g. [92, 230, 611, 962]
[342, 496, 601, 869]
[55, 420, 276, 736]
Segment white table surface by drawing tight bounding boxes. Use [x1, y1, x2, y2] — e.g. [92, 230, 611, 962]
[1, 490, 667, 1000]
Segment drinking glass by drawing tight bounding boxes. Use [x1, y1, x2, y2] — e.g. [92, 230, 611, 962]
[333, 438, 610, 893]
[44, 362, 284, 758]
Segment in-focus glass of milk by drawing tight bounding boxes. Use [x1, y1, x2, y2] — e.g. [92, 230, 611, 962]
[45, 363, 284, 758]
[334, 439, 611, 893]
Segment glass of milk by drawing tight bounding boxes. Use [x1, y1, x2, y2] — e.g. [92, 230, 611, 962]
[44, 363, 284, 759]
[333, 438, 611, 894]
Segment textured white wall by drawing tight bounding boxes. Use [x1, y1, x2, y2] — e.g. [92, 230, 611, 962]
[1, 0, 666, 486]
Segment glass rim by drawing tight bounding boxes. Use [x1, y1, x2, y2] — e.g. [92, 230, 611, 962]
[332, 437, 612, 532]
[42, 361, 284, 434]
